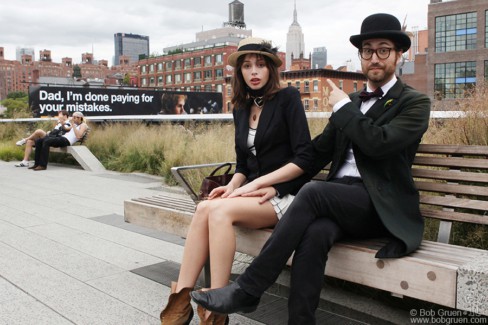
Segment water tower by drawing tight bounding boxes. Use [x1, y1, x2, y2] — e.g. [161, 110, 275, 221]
[224, 0, 246, 29]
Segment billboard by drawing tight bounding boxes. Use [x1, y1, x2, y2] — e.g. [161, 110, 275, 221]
[29, 86, 223, 117]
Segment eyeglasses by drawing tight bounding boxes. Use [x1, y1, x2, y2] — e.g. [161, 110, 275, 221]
[359, 47, 394, 60]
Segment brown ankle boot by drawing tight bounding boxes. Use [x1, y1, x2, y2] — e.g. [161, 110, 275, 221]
[197, 305, 229, 325]
[160, 282, 194, 325]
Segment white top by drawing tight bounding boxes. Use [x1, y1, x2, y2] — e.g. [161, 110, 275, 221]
[247, 127, 257, 156]
[333, 76, 397, 179]
[63, 124, 81, 145]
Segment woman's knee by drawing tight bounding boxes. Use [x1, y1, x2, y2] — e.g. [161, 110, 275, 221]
[192, 201, 211, 225]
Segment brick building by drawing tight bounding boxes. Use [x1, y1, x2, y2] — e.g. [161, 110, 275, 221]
[427, 0, 488, 99]
[280, 69, 367, 111]
[138, 44, 286, 113]
[0, 46, 138, 99]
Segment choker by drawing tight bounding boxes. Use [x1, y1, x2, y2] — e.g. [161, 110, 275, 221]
[253, 96, 264, 108]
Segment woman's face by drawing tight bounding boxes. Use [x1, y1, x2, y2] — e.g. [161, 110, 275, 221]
[240, 54, 270, 91]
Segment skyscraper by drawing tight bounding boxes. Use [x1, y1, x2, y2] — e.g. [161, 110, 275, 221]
[114, 33, 150, 66]
[286, 1, 305, 70]
[312, 47, 327, 69]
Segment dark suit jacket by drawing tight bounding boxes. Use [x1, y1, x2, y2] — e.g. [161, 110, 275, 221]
[233, 87, 314, 197]
[311, 79, 431, 258]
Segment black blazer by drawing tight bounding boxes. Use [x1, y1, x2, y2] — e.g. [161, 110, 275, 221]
[233, 87, 314, 197]
[311, 79, 431, 258]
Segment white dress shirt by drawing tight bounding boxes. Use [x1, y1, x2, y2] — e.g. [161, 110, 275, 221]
[333, 76, 397, 179]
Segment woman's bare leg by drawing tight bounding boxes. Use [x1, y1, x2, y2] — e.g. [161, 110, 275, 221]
[207, 197, 277, 289]
[27, 129, 46, 141]
[175, 200, 213, 293]
[23, 139, 36, 161]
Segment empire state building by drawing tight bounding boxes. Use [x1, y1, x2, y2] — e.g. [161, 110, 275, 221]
[286, 1, 305, 70]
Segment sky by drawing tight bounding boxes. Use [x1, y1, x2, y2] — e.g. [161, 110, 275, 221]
[0, 0, 430, 69]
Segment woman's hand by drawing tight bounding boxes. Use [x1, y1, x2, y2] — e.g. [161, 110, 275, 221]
[240, 186, 277, 204]
[207, 184, 237, 200]
[227, 181, 260, 198]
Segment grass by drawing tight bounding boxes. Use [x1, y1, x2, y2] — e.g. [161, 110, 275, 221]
[1, 89, 487, 249]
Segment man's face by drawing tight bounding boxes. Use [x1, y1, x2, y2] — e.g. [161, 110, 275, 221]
[58, 113, 67, 122]
[174, 98, 185, 114]
[359, 38, 402, 88]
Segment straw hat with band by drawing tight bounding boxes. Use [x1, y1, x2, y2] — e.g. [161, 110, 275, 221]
[349, 13, 411, 52]
[228, 37, 282, 68]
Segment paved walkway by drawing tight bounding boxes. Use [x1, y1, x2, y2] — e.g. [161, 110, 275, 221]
[0, 161, 262, 325]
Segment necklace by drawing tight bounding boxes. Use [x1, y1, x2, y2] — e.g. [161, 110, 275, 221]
[252, 97, 264, 121]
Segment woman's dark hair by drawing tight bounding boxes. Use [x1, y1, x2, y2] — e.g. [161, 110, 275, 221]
[231, 54, 281, 109]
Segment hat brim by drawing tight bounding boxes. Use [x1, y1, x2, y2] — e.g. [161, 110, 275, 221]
[228, 50, 282, 68]
[350, 31, 411, 52]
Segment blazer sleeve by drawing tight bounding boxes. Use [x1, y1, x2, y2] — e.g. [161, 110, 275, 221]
[272, 88, 314, 197]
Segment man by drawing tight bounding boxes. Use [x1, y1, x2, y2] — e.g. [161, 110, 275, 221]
[30, 111, 88, 171]
[190, 13, 431, 324]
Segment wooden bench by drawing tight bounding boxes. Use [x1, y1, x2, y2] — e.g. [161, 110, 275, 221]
[124, 144, 488, 316]
[48, 128, 106, 172]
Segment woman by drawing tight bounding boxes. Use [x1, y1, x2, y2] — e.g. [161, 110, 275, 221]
[160, 37, 314, 325]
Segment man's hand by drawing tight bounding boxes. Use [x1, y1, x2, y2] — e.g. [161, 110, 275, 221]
[326, 79, 349, 107]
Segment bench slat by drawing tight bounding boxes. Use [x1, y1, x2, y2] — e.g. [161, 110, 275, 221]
[420, 195, 488, 212]
[412, 168, 488, 184]
[415, 181, 488, 197]
[417, 144, 488, 156]
[414, 156, 488, 170]
[420, 208, 488, 225]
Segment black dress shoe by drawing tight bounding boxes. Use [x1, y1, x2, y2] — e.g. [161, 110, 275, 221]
[28, 165, 38, 169]
[190, 282, 260, 314]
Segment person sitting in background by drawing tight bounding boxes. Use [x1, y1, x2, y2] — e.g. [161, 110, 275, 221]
[15, 110, 71, 167]
[30, 111, 88, 171]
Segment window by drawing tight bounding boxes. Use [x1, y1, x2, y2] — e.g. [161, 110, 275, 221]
[304, 81, 310, 92]
[486, 11, 488, 48]
[194, 57, 202, 67]
[157, 63, 163, 71]
[215, 69, 224, 79]
[287, 82, 292, 87]
[165, 62, 173, 70]
[204, 70, 212, 80]
[175, 74, 182, 83]
[184, 72, 191, 83]
[158, 76, 163, 85]
[175, 60, 182, 70]
[304, 99, 309, 110]
[339, 80, 343, 90]
[204, 84, 212, 92]
[216, 84, 223, 93]
[295, 81, 300, 91]
[149, 77, 155, 85]
[204, 55, 212, 66]
[184, 58, 191, 69]
[227, 86, 232, 97]
[313, 80, 318, 92]
[435, 12, 477, 52]
[353, 81, 358, 92]
[149, 65, 155, 73]
[141, 65, 147, 73]
[141, 78, 147, 86]
[485, 61, 488, 81]
[194, 71, 201, 80]
[215, 54, 223, 65]
[434, 61, 476, 99]
[166, 74, 172, 84]
[313, 99, 319, 110]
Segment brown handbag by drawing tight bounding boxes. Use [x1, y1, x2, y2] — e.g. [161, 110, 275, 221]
[198, 163, 234, 200]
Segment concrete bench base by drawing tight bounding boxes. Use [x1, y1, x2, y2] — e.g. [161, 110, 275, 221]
[50, 146, 105, 172]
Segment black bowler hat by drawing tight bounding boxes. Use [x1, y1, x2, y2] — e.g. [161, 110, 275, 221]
[350, 13, 411, 52]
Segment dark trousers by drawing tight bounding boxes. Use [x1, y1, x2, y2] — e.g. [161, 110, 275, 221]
[34, 136, 70, 167]
[236, 177, 389, 325]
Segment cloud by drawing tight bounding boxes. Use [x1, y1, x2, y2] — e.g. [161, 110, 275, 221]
[0, 0, 429, 68]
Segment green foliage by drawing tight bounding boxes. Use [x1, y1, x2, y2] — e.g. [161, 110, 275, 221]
[0, 143, 24, 161]
[73, 65, 82, 78]
[167, 48, 184, 55]
[1, 95, 30, 118]
[7, 91, 28, 99]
